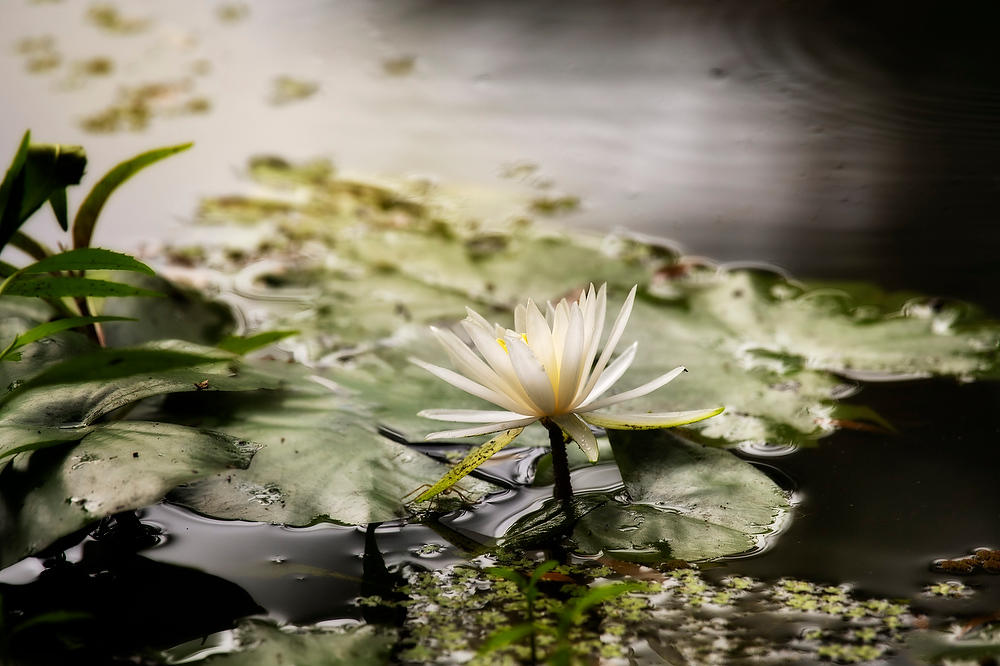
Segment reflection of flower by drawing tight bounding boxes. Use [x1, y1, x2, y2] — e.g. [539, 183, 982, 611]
[412, 284, 723, 462]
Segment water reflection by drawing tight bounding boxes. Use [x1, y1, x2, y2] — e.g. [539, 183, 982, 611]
[2, 1, 998, 310]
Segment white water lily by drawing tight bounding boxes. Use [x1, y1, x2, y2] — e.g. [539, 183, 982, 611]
[411, 284, 723, 466]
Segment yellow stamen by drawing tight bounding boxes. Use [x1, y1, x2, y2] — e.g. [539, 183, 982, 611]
[496, 334, 528, 354]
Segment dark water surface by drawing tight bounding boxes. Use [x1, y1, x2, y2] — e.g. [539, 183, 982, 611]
[2, 0, 1000, 661]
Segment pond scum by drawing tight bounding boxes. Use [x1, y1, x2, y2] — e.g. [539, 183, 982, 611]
[358, 557, 911, 665]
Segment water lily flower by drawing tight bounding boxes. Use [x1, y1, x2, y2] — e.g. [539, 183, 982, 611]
[409, 284, 723, 501]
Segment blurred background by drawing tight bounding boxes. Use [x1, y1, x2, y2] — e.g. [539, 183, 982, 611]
[2, 0, 999, 310]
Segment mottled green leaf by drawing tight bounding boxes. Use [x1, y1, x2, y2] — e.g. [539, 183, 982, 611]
[0, 421, 258, 568]
[192, 621, 393, 666]
[166, 364, 497, 525]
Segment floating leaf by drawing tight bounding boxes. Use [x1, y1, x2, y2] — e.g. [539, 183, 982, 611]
[503, 431, 789, 562]
[167, 364, 497, 525]
[191, 620, 393, 666]
[0, 421, 257, 568]
[181, 157, 1000, 451]
[97, 273, 237, 347]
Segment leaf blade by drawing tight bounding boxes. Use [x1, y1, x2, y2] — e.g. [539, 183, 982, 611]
[73, 142, 192, 249]
[1, 276, 162, 298]
[23, 248, 155, 275]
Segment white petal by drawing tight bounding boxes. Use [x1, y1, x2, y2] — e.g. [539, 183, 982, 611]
[410, 357, 526, 413]
[581, 341, 637, 405]
[418, 408, 531, 423]
[525, 299, 557, 383]
[507, 335, 556, 414]
[579, 366, 687, 411]
[580, 406, 725, 430]
[579, 285, 636, 400]
[552, 413, 600, 462]
[461, 320, 538, 413]
[425, 416, 538, 440]
[430, 327, 505, 392]
[556, 305, 586, 411]
[576, 283, 607, 395]
[463, 306, 494, 333]
[514, 303, 527, 335]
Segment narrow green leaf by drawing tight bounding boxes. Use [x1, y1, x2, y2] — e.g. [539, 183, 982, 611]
[478, 624, 538, 655]
[0, 316, 135, 362]
[9, 231, 53, 261]
[49, 187, 69, 230]
[0, 131, 30, 219]
[528, 560, 560, 588]
[18, 144, 86, 225]
[0, 131, 31, 251]
[414, 427, 524, 502]
[2, 276, 162, 298]
[73, 142, 192, 249]
[0, 347, 231, 405]
[486, 567, 527, 589]
[21, 248, 155, 275]
[561, 583, 641, 629]
[217, 330, 298, 355]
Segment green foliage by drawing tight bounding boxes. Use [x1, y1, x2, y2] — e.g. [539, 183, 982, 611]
[0, 132, 86, 251]
[217, 329, 298, 354]
[71, 142, 192, 250]
[186, 156, 1000, 453]
[0, 133, 188, 352]
[187, 621, 394, 666]
[0, 316, 133, 362]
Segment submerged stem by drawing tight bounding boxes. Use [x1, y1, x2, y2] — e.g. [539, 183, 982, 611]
[542, 418, 573, 506]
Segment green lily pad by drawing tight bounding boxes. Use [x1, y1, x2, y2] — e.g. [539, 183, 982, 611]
[572, 430, 789, 561]
[192, 620, 393, 666]
[907, 622, 1000, 663]
[0, 421, 257, 568]
[504, 431, 788, 562]
[166, 364, 498, 526]
[0, 342, 282, 433]
[608, 429, 790, 536]
[182, 157, 1000, 452]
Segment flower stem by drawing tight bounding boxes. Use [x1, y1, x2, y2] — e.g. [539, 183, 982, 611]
[542, 418, 573, 505]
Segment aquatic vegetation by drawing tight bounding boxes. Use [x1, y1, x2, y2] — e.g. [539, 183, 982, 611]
[411, 284, 722, 500]
[362, 558, 913, 665]
[269, 76, 319, 106]
[80, 80, 211, 133]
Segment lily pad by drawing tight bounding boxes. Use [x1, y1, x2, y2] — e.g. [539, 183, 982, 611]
[166, 365, 498, 526]
[193, 621, 393, 666]
[504, 431, 789, 562]
[0, 421, 257, 568]
[180, 157, 1000, 451]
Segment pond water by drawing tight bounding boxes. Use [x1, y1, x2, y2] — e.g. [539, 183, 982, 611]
[1, 2, 999, 664]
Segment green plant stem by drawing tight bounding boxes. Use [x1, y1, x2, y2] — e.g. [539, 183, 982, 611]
[542, 419, 573, 507]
